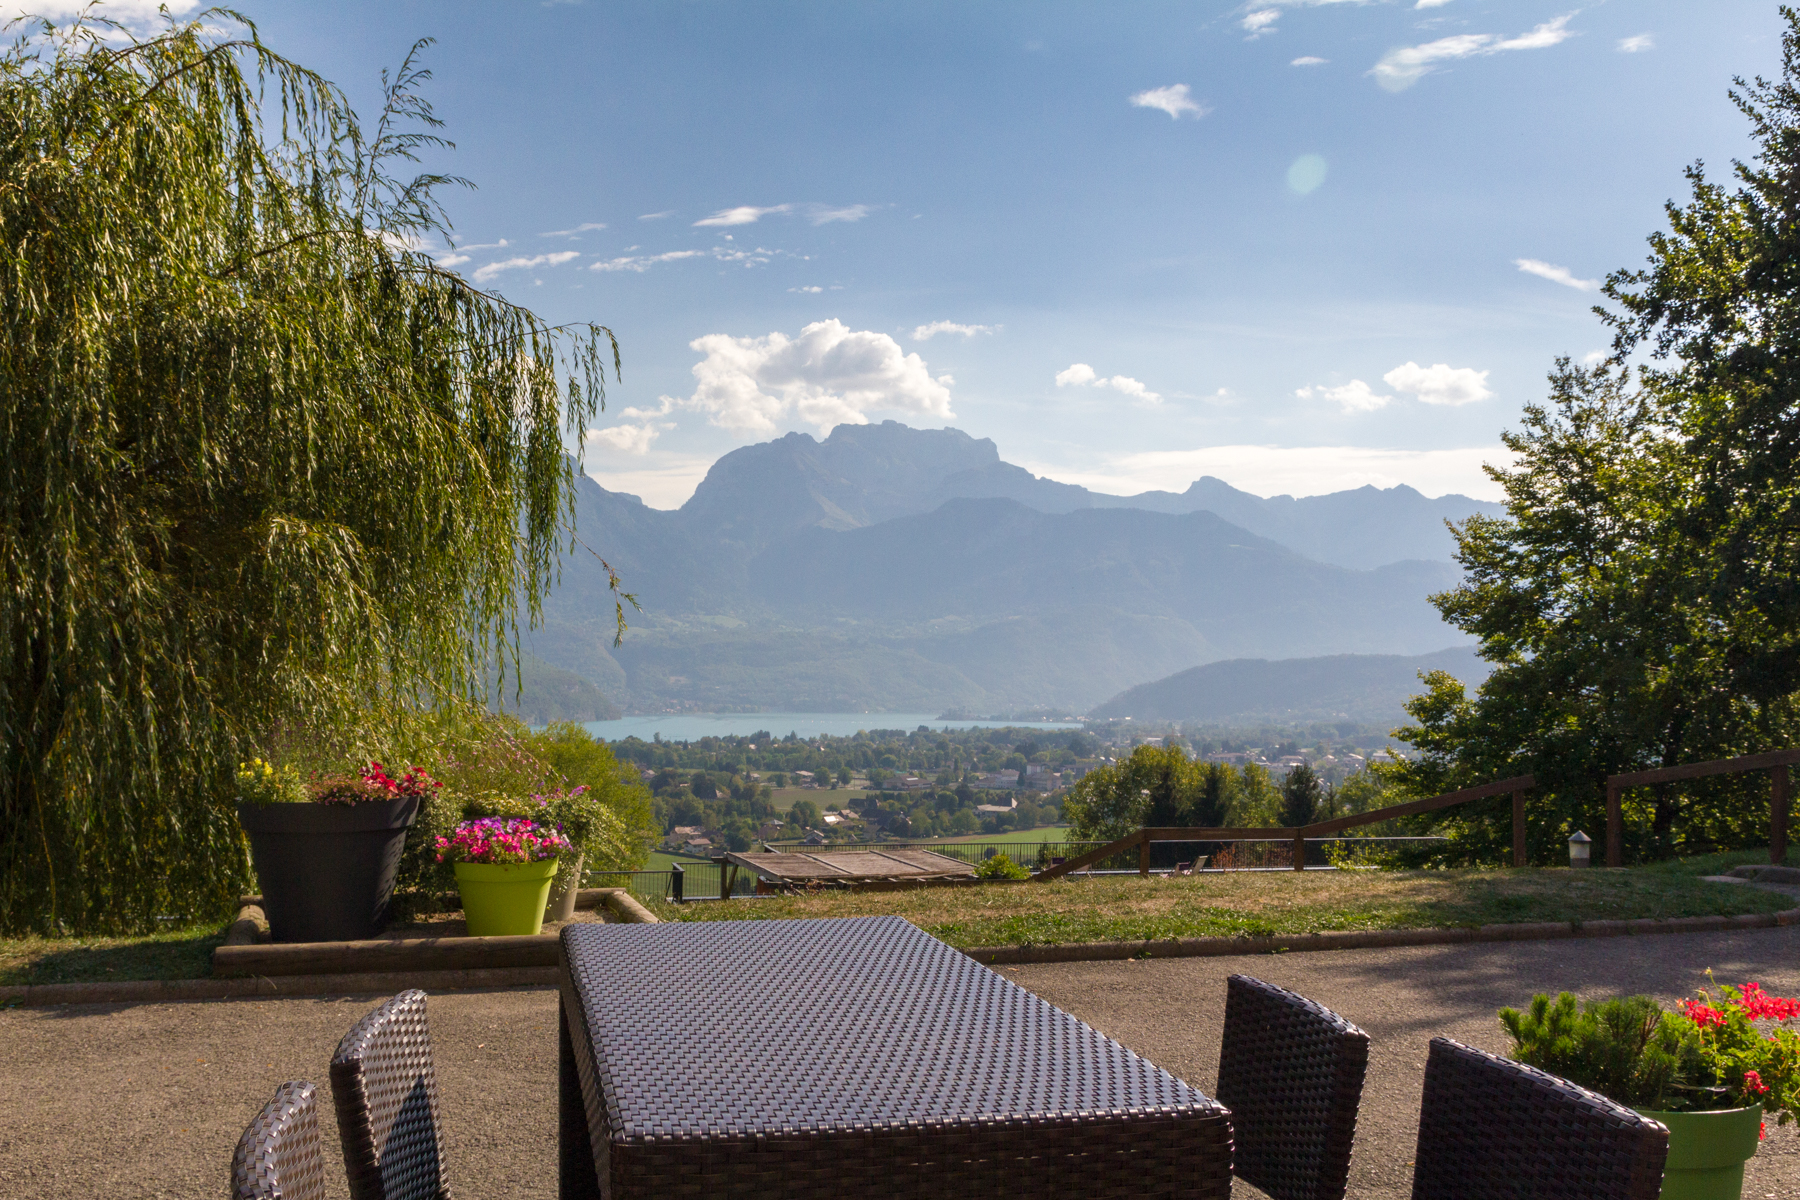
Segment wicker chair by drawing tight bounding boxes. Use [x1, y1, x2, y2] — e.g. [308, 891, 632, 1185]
[329, 989, 453, 1200]
[1411, 1037, 1669, 1200]
[1214, 973, 1369, 1200]
[232, 1080, 329, 1200]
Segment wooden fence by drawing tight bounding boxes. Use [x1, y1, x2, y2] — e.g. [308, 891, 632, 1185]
[1033, 774, 1537, 880]
[1604, 749, 1799, 868]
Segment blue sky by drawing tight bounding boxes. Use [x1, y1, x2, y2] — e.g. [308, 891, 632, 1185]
[43, 1, 1782, 505]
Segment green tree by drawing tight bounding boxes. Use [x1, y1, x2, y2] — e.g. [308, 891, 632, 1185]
[0, 16, 619, 933]
[1389, 8, 1800, 864]
[788, 798, 823, 830]
[1279, 765, 1323, 828]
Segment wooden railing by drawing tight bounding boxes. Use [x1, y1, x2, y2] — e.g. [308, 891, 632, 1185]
[1604, 749, 1799, 868]
[1033, 774, 1536, 880]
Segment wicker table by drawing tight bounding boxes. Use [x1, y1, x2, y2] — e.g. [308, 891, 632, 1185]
[558, 915, 1233, 1200]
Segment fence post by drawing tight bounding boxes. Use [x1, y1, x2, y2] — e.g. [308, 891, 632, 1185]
[1773, 765, 1790, 866]
[1512, 790, 1526, 868]
[1138, 831, 1151, 877]
[670, 863, 684, 904]
[1292, 831, 1306, 872]
[1606, 783, 1623, 868]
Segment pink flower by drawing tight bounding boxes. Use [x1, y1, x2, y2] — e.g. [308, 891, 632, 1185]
[1744, 1070, 1769, 1096]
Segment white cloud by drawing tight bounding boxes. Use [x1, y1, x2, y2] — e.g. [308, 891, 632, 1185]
[679, 319, 954, 436]
[1055, 363, 1162, 404]
[1384, 361, 1492, 406]
[436, 253, 470, 267]
[694, 204, 792, 227]
[1291, 56, 1328, 66]
[5, 0, 197, 21]
[1021, 444, 1513, 502]
[912, 321, 995, 341]
[1582, 350, 1608, 365]
[1414, 0, 1452, 8]
[1129, 84, 1208, 120]
[809, 204, 871, 225]
[542, 222, 607, 237]
[1618, 33, 1654, 53]
[790, 285, 824, 294]
[472, 251, 580, 282]
[585, 424, 665, 455]
[591, 249, 706, 273]
[1242, 9, 1281, 36]
[457, 240, 509, 252]
[638, 211, 676, 221]
[1372, 14, 1574, 91]
[591, 245, 783, 273]
[1515, 258, 1599, 291]
[1296, 380, 1390, 413]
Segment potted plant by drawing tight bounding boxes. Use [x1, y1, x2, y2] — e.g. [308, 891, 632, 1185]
[436, 816, 571, 936]
[236, 759, 438, 943]
[1500, 981, 1800, 1199]
[462, 786, 627, 921]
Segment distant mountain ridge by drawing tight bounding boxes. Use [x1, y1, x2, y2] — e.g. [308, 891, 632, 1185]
[519, 422, 1491, 713]
[1091, 647, 1495, 724]
[675, 421, 1505, 567]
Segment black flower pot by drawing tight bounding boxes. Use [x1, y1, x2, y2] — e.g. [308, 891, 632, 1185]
[237, 796, 420, 943]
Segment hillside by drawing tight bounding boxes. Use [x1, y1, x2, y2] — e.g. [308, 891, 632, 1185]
[518, 422, 1488, 713]
[1091, 646, 1495, 724]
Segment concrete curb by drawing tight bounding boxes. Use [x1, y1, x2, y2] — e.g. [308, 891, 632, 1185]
[0, 967, 558, 1008]
[961, 907, 1800, 966]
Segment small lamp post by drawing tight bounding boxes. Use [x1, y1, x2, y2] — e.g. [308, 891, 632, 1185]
[1568, 830, 1592, 869]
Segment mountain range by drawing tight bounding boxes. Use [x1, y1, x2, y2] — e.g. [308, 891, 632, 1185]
[514, 421, 1505, 716]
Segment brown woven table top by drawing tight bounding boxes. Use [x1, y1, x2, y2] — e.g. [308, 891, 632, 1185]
[558, 916, 1232, 1199]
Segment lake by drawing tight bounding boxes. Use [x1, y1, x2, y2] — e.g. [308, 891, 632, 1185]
[581, 712, 1083, 743]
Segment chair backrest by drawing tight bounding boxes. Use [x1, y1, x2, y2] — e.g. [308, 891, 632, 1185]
[1411, 1037, 1669, 1200]
[1214, 973, 1370, 1200]
[329, 989, 453, 1200]
[232, 1080, 329, 1200]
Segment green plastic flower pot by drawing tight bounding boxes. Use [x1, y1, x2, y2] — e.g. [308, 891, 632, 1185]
[1635, 1105, 1762, 1200]
[453, 858, 560, 936]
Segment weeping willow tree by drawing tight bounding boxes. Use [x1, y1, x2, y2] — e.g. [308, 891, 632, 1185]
[0, 12, 618, 934]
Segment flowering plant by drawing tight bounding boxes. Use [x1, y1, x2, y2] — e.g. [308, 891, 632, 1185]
[1501, 978, 1800, 1130]
[434, 816, 571, 865]
[236, 758, 307, 805]
[306, 762, 442, 806]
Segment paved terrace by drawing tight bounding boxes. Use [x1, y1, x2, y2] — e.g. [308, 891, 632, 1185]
[3, 926, 1799, 1199]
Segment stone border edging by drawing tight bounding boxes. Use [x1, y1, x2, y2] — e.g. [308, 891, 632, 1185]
[0, 967, 557, 1008]
[961, 907, 1800, 966]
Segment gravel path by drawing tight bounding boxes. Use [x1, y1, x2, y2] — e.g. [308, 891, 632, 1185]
[3, 926, 1799, 1198]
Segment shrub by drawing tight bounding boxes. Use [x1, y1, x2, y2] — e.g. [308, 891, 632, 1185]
[976, 852, 1030, 881]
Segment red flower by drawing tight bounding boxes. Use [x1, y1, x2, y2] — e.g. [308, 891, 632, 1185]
[1683, 1000, 1728, 1029]
[1744, 1070, 1769, 1096]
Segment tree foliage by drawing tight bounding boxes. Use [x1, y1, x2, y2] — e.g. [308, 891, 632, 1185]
[1389, 8, 1800, 864]
[1063, 745, 1273, 841]
[0, 13, 617, 933]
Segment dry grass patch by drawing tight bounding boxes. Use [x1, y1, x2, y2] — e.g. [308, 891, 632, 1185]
[643, 868, 1794, 949]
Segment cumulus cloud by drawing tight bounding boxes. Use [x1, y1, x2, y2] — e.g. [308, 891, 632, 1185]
[1618, 33, 1654, 53]
[1242, 9, 1281, 36]
[472, 251, 580, 282]
[543, 222, 607, 237]
[1129, 84, 1208, 120]
[1384, 361, 1492, 406]
[1414, 0, 1452, 7]
[1291, 56, 1328, 65]
[586, 424, 664, 455]
[1296, 380, 1390, 413]
[912, 321, 995, 341]
[6, 0, 197, 21]
[1515, 258, 1599, 290]
[694, 204, 792, 227]
[1055, 363, 1162, 404]
[1372, 14, 1574, 91]
[678, 319, 954, 435]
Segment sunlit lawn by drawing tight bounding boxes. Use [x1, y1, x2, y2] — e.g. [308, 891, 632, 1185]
[644, 862, 1795, 949]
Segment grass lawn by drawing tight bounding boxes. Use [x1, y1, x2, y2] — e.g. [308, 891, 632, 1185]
[930, 824, 1072, 845]
[0, 923, 230, 988]
[643, 859, 1797, 950]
